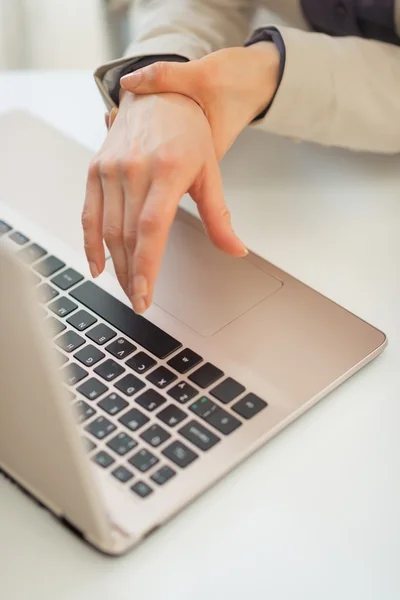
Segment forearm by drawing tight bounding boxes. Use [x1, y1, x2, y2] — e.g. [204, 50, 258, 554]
[255, 27, 400, 154]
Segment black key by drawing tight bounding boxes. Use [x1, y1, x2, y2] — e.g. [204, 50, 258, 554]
[77, 377, 108, 401]
[67, 309, 97, 331]
[119, 408, 149, 432]
[34, 255, 65, 277]
[0, 220, 11, 235]
[179, 420, 220, 451]
[168, 381, 198, 404]
[128, 449, 159, 473]
[210, 377, 245, 404]
[112, 466, 134, 483]
[82, 437, 96, 452]
[98, 392, 128, 416]
[140, 424, 170, 448]
[135, 389, 166, 412]
[189, 363, 224, 389]
[131, 481, 153, 498]
[74, 344, 105, 367]
[62, 362, 88, 386]
[106, 338, 136, 360]
[206, 408, 241, 435]
[107, 432, 137, 456]
[232, 393, 268, 419]
[93, 451, 115, 468]
[48, 296, 78, 318]
[55, 330, 85, 353]
[151, 466, 176, 486]
[86, 323, 116, 345]
[51, 268, 83, 290]
[17, 243, 47, 264]
[37, 283, 59, 303]
[70, 281, 181, 359]
[114, 373, 145, 397]
[74, 400, 96, 423]
[146, 366, 177, 389]
[85, 416, 116, 440]
[126, 351, 156, 374]
[54, 349, 69, 365]
[167, 349, 202, 374]
[45, 316, 66, 337]
[31, 272, 41, 286]
[190, 397, 218, 419]
[157, 404, 187, 427]
[94, 358, 125, 382]
[9, 231, 29, 245]
[162, 441, 198, 468]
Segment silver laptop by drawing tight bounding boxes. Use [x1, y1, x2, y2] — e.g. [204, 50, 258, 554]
[0, 111, 387, 555]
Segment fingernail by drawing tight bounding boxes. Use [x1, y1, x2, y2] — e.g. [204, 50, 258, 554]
[121, 70, 142, 89]
[241, 247, 249, 257]
[131, 275, 148, 314]
[132, 295, 147, 315]
[89, 262, 99, 278]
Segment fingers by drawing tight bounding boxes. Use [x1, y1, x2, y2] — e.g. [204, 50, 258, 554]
[191, 157, 247, 257]
[121, 61, 202, 101]
[82, 162, 106, 277]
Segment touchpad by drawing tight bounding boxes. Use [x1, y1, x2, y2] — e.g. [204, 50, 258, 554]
[153, 219, 282, 336]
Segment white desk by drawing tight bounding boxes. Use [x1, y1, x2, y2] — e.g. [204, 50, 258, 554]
[0, 71, 399, 600]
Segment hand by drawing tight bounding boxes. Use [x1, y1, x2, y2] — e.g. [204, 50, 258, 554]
[82, 91, 247, 314]
[120, 43, 280, 160]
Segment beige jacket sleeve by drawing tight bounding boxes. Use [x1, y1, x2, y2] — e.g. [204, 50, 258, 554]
[95, 0, 400, 154]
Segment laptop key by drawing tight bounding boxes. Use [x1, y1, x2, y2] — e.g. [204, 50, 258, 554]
[107, 432, 137, 456]
[74, 400, 96, 423]
[135, 389, 166, 412]
[67, 309, 97, 331]
[140, 424, 170, 448]
[37, 283, 59, 303]
[48, 296, 78, 318]
[46, 316, 66, 337]
[34, 255, 65, 277]
[93, 451, 115, 468]
[86, 323, 116, 345]
[179, 420, 220, 451]
[94, 358, 125, 382]
[128, 449, 159, 473]
[126, 351, 156, 374]
[189, 363, 224, 389]
[70, 281, 182, 359]
[151, 466, 176, 486]
[55, 330, 85, 353]
[106, 338, 136, 360]
[112, 466, 134, 483]
[167, 349, 202, 374]
[168, 381, 198, 404]
[77, 377, 108, 401]
[74, 344, 105, 367]
[62, 362, 88, 386]
[131, 481, 153, 498]
[162, 441, 198, 468]
[0, 220, 11, 235]
[190, 397, 218, 419]
[51, 268, 83, 290]
[86, 416, 116, 440]
[210, 377, 245, 404]
[146, 366, 177, 389]
[119, 408, 149, 432]
[17, 243, 47, 264]
[157, 404, 187, 428]
[114, 373, 145, 397]
[232, 393, 268, 419]
[9, 231, 29, 245]
[205, 408, 241, 435]
[98, 392, 128, 416]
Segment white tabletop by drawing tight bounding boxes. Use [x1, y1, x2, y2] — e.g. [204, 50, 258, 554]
[0, 71, 399, 600]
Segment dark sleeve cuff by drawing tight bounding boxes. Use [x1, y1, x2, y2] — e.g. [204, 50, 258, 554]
[110, 54, 189, 105]
[244, 27, 286, 121]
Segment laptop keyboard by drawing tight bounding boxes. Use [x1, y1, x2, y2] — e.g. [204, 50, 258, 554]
[1, 219, 268, 499]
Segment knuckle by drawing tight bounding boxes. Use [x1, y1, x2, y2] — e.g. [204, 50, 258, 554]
[123, 227, 137, 250]
[87, 159, 100, 180]
[139, 210, 163, 237]
[121, 156, 145, 179]
[81, 209, 94, 231]
[150, 61, 167, 85]
[99, 161, 118, 180]
[220, 205, 231, 222]
[153, 151, 180, 176]
[103, 224, 122, 244]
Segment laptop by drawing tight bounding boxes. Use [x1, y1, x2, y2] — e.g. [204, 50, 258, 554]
[0, 111, 387, 555]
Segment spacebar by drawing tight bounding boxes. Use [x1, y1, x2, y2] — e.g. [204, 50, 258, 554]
[70, 281, 181, 359]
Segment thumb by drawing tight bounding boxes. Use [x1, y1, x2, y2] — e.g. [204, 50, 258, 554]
[190, 157, 248, 258]
[120, 61, 200, 98]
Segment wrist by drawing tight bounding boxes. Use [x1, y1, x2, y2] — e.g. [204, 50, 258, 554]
[244, 42, 280, 121]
